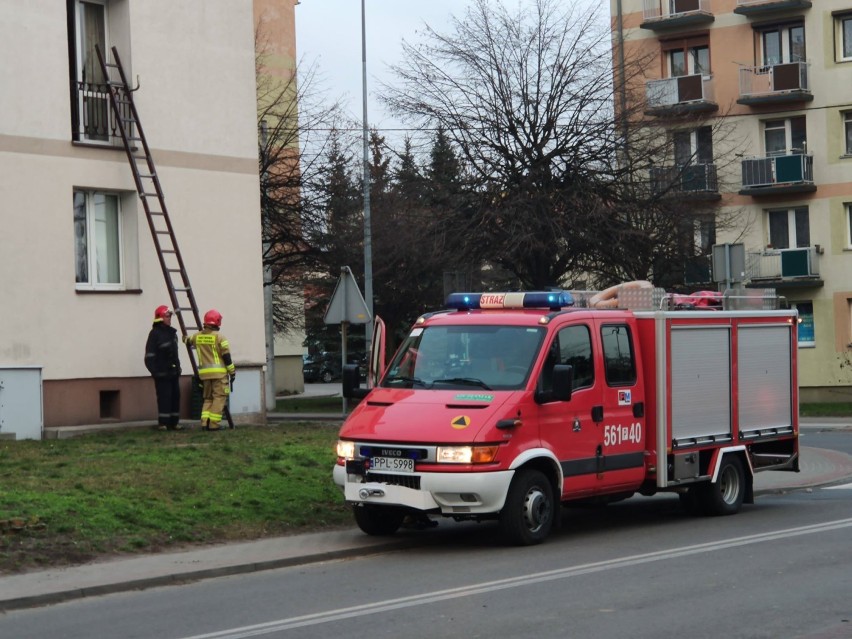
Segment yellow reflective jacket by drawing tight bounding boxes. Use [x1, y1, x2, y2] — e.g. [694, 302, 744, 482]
[183, 328, 235, 380]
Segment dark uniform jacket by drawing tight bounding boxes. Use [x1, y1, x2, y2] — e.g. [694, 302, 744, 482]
[144, 323, 181, 378]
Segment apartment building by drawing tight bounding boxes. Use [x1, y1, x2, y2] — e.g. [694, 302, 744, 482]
[613, 0, 852, 402]
[0, 0, 284, 435]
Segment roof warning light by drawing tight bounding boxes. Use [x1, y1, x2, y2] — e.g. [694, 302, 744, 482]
[445, 291, 574, 312]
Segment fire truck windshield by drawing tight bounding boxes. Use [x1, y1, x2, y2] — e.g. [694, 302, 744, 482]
[382, 325, 546, 391]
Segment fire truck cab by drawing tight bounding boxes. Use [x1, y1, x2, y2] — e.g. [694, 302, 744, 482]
[334, 286, 799, 545]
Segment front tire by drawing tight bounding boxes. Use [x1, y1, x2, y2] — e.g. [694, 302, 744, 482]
[699, 455, 745, 516]
[353, 505, 405, 536]
[321, 369, 334, 383]
[499, 469, 555, 546]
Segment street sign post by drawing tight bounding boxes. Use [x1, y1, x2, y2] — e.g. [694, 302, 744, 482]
[323, 266, 372, 413]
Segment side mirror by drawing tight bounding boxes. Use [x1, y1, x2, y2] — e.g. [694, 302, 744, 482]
[342, 364, 368, 400]
[535, 364, 573, 404]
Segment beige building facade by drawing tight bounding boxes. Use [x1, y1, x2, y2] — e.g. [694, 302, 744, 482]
[613, 0, 852, 402]
[0, 0, 282, 432]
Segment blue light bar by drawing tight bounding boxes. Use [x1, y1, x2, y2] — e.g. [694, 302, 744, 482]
[446, 291, 573, 311]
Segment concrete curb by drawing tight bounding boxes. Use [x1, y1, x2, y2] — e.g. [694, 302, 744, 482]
[0, 537, 414, 612]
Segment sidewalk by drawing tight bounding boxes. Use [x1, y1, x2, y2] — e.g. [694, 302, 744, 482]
[2, 429, 851, 612]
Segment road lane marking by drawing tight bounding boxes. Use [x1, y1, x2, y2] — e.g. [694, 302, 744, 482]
[824, 482, 852, 490]
[179, 517, 852, 639]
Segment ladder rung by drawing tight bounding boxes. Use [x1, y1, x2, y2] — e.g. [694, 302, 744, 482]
[139, 174, 155, 179]
[140, 193, 159, 197]
[162, 250, 177, 254]
[155, 230, 171, 235]
[174, 287, 191, 292]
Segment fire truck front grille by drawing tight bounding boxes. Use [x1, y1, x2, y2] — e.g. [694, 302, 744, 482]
[366, 472, 421, 489]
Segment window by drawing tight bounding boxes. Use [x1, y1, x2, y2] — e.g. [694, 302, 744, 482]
[74, 190, 123, 288]
[846, 203, 852, 248]
[71, 0, 110, 142]
[791, 301, 815, 347]
[694, 216, 716, 255]
[836, 13, 852, 61]
[674, 126, 713, 166]
[601, 325, 636, 386]
[663, 36, 710, 77]
[768, 207, 809, 249]
[844, 111, 852, 156]
[758, 23, 805, 65]
[764, 116, 806, 156]
[551, 326, 594, 391]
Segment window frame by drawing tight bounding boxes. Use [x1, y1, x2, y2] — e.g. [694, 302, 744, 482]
[554, 325, 594, 391]
[661, 35, 710, 79]
[756, 21, 805, 66]
[836, 13, 852, 62]
[767, 207, 809, 250]
[600, 324, 637, 387]
[74, 189, 125, 291]
[846, 203, 852, 249]
[843, 111, 852, 157]
[763, 115, 806, 157]
[72, 0, 112, 144]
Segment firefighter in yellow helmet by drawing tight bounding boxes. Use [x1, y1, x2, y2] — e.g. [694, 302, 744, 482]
[183, 309, 235, 430]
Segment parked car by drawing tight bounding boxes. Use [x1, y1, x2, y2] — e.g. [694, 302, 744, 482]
[303, 352, 367, 383]
[302, 353, 342, 383]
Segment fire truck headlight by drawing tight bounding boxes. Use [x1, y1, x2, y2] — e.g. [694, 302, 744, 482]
[336, 440, 355, 460]
[436, 445, 498, 464]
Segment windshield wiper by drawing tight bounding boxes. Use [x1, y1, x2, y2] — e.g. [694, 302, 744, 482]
[383, 375, 427, 388]
[431, 377, 492, 390]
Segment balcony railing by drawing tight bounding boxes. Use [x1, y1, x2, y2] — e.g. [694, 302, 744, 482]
[746, 247, 820, 281]
[642, 0, 714, 29]
[740, 153, 814, 193]
[645, 74, 716, 114]
[73, 81, 133, 145]
[651, 163, 719, 195]
[738, 62, 811, 104]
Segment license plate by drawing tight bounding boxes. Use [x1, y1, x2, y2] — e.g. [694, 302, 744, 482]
[371, 456, 415, 473]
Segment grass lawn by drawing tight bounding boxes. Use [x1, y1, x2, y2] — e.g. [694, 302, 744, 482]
[0, 423, 351, 574]
[800, 403, 852, 418]
[275, 395, 354, 413]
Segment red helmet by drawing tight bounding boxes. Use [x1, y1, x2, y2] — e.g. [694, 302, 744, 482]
[154, 305, 173, 321]
[203, 309, 222, 328]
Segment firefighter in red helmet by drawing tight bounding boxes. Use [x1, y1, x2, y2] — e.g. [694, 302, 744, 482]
[144, 305, 182, 430]
[183, 309, 235, 430]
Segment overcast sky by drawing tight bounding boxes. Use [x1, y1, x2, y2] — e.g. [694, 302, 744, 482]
[295, 0, 477, 135]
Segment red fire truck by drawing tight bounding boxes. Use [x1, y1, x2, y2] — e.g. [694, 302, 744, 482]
[334, 285, 800, 545]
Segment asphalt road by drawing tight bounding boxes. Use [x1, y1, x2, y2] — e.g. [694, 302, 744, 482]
[2, 430, 850, 639]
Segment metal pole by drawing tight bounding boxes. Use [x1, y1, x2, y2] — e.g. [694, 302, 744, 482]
[361, 0, 374, 353]
[260, 121, 276, 412]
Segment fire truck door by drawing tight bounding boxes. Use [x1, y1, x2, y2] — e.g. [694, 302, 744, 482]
[595, 321, 646, 491]
[537, 323, 603, 498]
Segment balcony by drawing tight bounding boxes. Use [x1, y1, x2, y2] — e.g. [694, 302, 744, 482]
[650, 163, 720, 200]
[738, 62, 812, 105]
[641, 0, 714, 31]
[72, 81, 133, 146]
[734, 0, 812, 17]
[745, 247, 822, 288]
[645, 75, 717, 116]
[739, 153, 815, 196]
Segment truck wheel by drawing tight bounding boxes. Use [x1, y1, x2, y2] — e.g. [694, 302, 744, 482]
[353, 505, 405, 536]
[499, 469, 554, 546]
[699, 455, 745, 516]
[321, 369, 334, 383]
